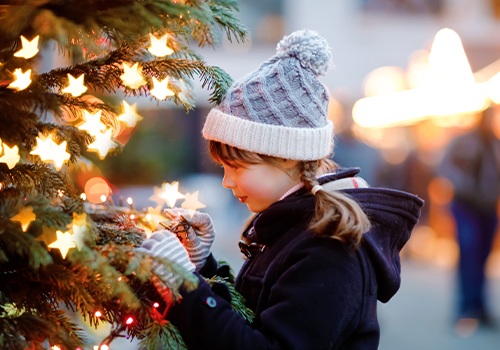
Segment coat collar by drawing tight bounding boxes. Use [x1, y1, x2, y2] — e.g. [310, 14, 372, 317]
[242, 168, 362, 245]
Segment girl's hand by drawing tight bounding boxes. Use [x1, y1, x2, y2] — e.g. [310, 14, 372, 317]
[164, 208, 215, 271]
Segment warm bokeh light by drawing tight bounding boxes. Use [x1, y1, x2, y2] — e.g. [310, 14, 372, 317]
[81, 193, 87, 200]
[95, 310, 102, 317]
[49, 231, 76, 259]
[100, 194, 107, 202]
[30, 134, 70, 170]
[120, 62, 147, 89]
[100, 345, 109, 350]
[14, 35, 39, 59]
[126, 317, 134, 325]
[117, 100, 143, 127]
[87, 129, 117, 159]
[363, 66, 407, 97]
[428, 177, 454, 205]
[428, 28, 476, 87]
[380, 147, 409, 165]
[327, 96, 346, 133]
[8, 68, 31, 90]
[150, 77, 175, 100]
[0, 141, 20, 169]
[51, 346, 61, 350]
[487, 72, 500, 104]
[78, 110, 106, 136]
[127, 197, 133, 205]
[353, 28, 490, 128]
[181, 191, 206, 212]
[84, 176, 111, 204]
[148, 33, 174, 57]
[160, 181, 185, 207]
[10, 205, 36, 231]
[62, 73, 87, 97]
[153, 302, 160, 308]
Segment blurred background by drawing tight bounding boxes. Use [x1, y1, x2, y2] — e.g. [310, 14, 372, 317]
[47, 0, 500, 348]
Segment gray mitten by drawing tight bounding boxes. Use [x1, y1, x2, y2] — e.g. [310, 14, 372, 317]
[164, 208, 215, 271]
[137, 230, 195, 287]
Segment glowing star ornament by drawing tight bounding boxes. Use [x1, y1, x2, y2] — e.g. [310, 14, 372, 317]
[148, 33, 174, 57]
[118, 101, 143, 127]
[8, 68, 31, 90]
[62, 73, 87, 97]
[10, 205, 36, 231]
[78, 110, 106, 136]
[30, 134, 70, 170]
[160, 181, 185, 207]
[49, 231, 76, 259]
[149, 186, 165, 207]
[14, 35, 39, 59]
[87, 129, 117, 158]
[71, 224, 86, 250]
[181, 191, 206, 212]
[0, 142, 20, 169]
[150, 77, 174, 100]
[36, 225, 58, 246]
[120, 62, 147, 89]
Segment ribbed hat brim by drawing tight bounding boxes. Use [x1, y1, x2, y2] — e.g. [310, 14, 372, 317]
[202, 109, 334, 161]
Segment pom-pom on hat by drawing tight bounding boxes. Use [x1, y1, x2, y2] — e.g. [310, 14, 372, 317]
[202, 29, 334, 161]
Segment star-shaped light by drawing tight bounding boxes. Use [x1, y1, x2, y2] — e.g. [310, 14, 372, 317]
[0, 142, 20, 169]
[10, 205, 36, 231]
[117, 101, 143, 127]
[36, 225, 58, 247]
[87, 129, 117, 159]
[78, 110, 106, 136]
[72, 212, 87, 227]
[49, 231, 76, 259]
[14, 35, 39, 59]
[181, 191, 206, 211]
[8, 68, 31, 90]
[160, 181, 185, 207]
[120, 62, 147, 89]
[71, 224, 86, 250]
[148, 33, 174, 57]
[62, 73, 87, 97]
[150, 77, 174, 100]
[149, 186, 165, 207]
[30, 134, 70, 170]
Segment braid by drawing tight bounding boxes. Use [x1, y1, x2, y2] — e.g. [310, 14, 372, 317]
[298, 160, 370, 245]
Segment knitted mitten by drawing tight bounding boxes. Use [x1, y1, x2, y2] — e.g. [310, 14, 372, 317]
[137, 230, 195, 289]
[164, 209, 215, 271]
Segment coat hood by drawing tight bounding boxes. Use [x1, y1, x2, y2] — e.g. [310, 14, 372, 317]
[321, 169, 424, 303]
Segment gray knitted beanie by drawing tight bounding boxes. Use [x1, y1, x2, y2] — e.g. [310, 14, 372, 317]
[202, 29, 334, 161]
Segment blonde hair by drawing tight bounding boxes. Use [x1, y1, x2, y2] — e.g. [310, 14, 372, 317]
[209, 141, 370, 245]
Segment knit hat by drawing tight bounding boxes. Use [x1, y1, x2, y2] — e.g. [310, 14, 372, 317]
[202, 29, 334, 161]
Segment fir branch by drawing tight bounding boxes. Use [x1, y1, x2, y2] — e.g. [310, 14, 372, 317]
[139, 320, 188, 350]
[209, 2, 249, 44]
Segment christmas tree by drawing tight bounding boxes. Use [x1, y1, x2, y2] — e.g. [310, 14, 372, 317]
[0, 1, 248, 349]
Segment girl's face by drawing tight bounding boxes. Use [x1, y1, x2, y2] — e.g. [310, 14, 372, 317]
[222, 160, 299, 213]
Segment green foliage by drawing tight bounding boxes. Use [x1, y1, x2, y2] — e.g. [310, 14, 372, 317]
[0, 0, 249, 348]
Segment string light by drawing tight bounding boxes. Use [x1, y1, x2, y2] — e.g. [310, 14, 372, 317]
[120, 62, 147, 89]
[148, 33, 174, 57]
[150, 77, 174, 100]
[62, 73, 87, 97]
[95, 311, 102, 317]
[81, 193, 87, 200]
[14, 35, 39, 59]
[30, 134, 70, 170]
[8, 68, 31, 90]
[100, 194, 107, 202]
[125, 317, 134, 325]
[100, 345, 109, 350]
[153, 302, 160, 308]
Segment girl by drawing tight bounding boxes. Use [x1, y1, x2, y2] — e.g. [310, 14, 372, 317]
[139, 29, 424, 349]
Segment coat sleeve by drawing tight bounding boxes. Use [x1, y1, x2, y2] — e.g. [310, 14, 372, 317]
[167, 239, 365, 350]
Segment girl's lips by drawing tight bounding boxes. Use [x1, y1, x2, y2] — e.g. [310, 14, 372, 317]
[238, 196, 247, 203]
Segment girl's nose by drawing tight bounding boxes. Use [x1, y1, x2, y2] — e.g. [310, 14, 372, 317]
[222, 169, 235, 189]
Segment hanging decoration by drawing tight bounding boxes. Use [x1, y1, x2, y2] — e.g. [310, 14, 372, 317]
[14, 35, 39, 59]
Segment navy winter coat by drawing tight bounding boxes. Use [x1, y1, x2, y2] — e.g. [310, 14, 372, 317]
[168, 168, 424, 349]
